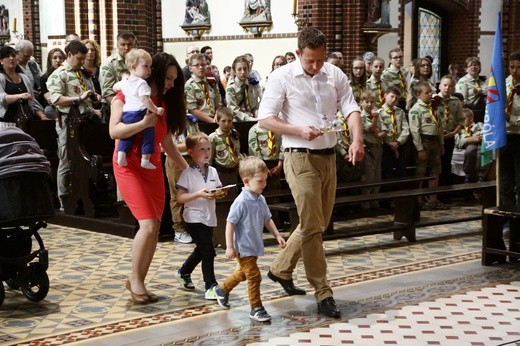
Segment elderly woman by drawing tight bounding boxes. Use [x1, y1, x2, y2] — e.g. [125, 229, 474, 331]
[456, 57, 487, 112]
[0, 46, 46, 129]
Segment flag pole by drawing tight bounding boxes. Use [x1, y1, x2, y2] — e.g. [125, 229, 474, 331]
[495, 149, 500, 206]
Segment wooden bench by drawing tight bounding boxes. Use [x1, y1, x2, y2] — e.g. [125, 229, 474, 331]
[63, 105, 117, 217]
[269, 180, 496, 242]
[482, 205, 520, 265]
[211, 175, 432, 248]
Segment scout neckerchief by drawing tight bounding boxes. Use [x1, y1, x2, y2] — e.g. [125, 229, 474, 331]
[386, 107, 397, 141]
[76, 70, 87, 93]
[200, 81, 213, 115]
[465, 125, 472, 137]
[376, 80, 384, 105]
[267, 130, 276, 157]
[241, 83, 250, 112]
[225, 133, 237, 163]
[443, 97, 450, 128]
[397, 70, 406, 97]
[341, 116, 351, 145]
[474, 78, 482, 94]
[421, 103, 440, 131]
[506, 84, 515, 118]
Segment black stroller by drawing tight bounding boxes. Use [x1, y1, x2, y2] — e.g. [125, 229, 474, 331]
[0, 127, 54, 306]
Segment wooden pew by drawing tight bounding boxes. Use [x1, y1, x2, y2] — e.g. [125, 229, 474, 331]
[63, 104, 117, 217]
[482, 205, 520, 265]
[269, 180, 496, 242]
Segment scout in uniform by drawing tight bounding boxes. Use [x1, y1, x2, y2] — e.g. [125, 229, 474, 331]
[378, 86, 410, 179]
[47, 40, 99, 210]
[209, 106, 240, 186]
[381, 48, 407, 109]
[185, 53, 222, 123]
[409, 81, 448, 210]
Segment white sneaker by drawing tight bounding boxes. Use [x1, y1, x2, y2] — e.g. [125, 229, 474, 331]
[174, 231, 192, 244]
[205, 284, 218, 300]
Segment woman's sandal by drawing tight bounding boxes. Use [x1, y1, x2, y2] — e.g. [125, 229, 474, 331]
[125, 279, 151, 304]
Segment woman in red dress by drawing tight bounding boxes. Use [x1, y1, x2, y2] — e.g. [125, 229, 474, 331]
[110, 52, 188, 303]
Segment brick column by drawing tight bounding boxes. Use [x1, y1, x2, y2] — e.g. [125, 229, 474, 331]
[22, 0, 41, 63]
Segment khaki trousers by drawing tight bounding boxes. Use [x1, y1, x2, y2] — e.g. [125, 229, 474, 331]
[270, 151, 336, 301]
[222, 256, 262, 308]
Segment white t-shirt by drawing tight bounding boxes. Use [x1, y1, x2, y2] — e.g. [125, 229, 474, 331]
[176, 164, 222, 227]
[113, 76, 151, 113]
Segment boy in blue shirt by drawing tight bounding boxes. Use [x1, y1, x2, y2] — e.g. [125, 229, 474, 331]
[213, 156, 286, 322]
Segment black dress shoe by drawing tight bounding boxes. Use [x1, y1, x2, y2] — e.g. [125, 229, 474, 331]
[317, 297, 341, 318]
[267, 270, 306, 295]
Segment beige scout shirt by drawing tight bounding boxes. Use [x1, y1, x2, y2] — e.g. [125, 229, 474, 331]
[226, 77, 259, 121]
[381, 65, 408, 98]
[248, 122, 283, 161]
[185, 74, 221, 118]
[209, 127, 240, 168]
[455, 73, 487, 108]
[378, 104, 410, 145]
[366, 75, 390, 109]
[409, 99, 444, 151]
[99, 52, 126, 100]
[46, 61, 95, 114]
[434, 94, 464, 133]
[505, 75, 520, 134]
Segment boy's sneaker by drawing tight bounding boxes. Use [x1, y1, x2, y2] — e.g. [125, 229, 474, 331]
[250, 306, 271, 322]
[205, 284, 218, 300]
[213, 285, 230, 308]
[174, 231, 192, 244]
[175, 270, 195, 290]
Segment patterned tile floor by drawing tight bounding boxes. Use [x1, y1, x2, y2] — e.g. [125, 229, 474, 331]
[1, 202, 519, 345]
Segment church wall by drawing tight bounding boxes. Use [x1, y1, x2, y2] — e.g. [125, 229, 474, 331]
[162, 0, 299, 79]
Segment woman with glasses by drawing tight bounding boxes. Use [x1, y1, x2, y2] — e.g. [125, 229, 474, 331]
[349, 57, 367, 104]
[260, 55, 287, 90]
[455, 57, 487, 119]
[406, 57, 435, 110]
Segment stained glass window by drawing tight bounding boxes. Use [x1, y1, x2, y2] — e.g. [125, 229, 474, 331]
[418, 8, 441, 83]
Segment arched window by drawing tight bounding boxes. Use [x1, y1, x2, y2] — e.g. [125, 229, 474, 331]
[418, 8, 441, 84]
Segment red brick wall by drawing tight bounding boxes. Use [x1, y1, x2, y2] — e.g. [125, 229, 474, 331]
[504, 0, 520, 57]
[22, 0, 41, 63]
[445, 0, 481, 70]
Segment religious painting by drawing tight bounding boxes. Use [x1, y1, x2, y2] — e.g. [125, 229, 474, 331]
[0, 5, 10, 35]
[184, 0, 211, 26]
[240, 0, 272, 23]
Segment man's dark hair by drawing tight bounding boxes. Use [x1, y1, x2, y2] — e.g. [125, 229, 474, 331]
[201, 46, 212, 54]
[65, 40, 88, 55]
[297, 27, 327, 52]
[117, 31, 136, 41]
[509, 51, 520, 62]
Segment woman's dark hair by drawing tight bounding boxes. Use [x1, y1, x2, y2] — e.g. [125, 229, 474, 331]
[349, 56, 367, 85]
[414, 58, 433, 80]
[148, 52, 186, 136]
[0, 46, 23, 74]
[43, 48, 66, 78]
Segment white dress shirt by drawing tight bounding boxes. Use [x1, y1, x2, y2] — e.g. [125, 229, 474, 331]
[258, 61, 360, 149]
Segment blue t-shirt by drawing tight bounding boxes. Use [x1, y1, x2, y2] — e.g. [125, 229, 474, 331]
[226, 187, 272, 257]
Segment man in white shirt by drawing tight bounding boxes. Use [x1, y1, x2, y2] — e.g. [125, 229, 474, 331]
[258, 27, 364, 318]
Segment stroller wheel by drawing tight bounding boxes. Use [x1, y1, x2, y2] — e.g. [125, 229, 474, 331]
[6, 278, 21, 290]
[0, 281, 4, 306]
[20, 263, 49, 302]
